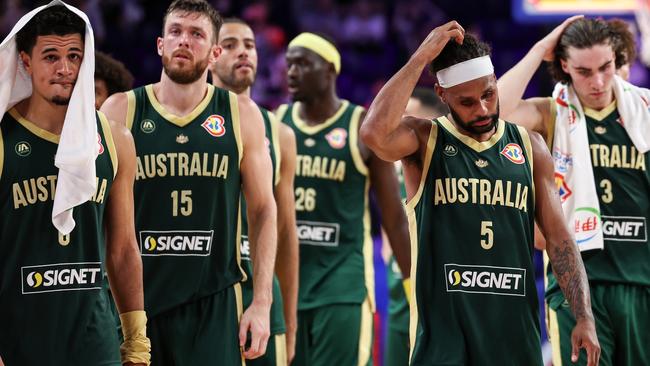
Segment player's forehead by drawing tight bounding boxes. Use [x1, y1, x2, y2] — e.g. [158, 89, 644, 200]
[219, 23, 254, 44]
[565, 44, 614, 69]
[164, 10, 213, 34]
[445, 74, 496, 100]
[33, 34, 83, 53]
[286, 47, 324, 65]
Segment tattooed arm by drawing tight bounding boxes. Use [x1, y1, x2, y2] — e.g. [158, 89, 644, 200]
[529, 131, 600, 366]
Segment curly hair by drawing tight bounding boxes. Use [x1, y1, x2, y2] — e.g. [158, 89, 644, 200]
[607, 19, 636, 66]
[548, 18, 630, 83]
[95, 51, 134, 96]
[429, 33, 492, 77]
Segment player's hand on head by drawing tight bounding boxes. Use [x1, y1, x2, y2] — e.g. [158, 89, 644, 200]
[570, 318, 600, 366]
[412, 20, 465, 64]
[239, 301, 271, 359]
[537, 15, 584, 61]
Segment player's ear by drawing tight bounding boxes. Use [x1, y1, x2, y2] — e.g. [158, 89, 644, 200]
[210, 44, 220, 63]
[157, 37, 164, 57]
[434, 84, 446, 104]
[19, 51, 33, 75]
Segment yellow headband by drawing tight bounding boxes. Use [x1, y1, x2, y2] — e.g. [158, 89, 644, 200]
[288, 32, 341, 74]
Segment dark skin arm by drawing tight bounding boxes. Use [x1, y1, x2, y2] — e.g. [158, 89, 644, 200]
[530, 131, 600, 366]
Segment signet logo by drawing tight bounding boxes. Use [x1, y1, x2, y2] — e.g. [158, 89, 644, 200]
[140, 230, 214, 256]
[21, 262, 103, 294]
[141, 119, 156, 133]
[443, 143, 458, 157]
[444, 264, 526, 296]
[296, 220, 340, 247]
[15, 141, 31, 157]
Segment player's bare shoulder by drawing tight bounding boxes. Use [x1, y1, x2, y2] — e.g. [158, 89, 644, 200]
[100, 91, 131, 127]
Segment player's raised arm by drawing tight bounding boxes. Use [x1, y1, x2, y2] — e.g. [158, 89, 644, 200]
[237, 93, 277, 360]
[360, 21, 464, 162]
[529, 131, 600, 366]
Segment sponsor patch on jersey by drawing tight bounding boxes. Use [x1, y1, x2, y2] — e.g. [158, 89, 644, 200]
[296, 220, 340, 247]
[325, 128, 347, 149]
[240, 235, 250, 261]
[602, 215, 647, 242]
[573, 207, 601, 245]
[554, 173, 572, 203]
[202, 115, 226, 137]
[97, 133, 104, 154]
[139, 230, 214, 256]
[140, 119, 156, 133]
[445, 264, 526, 296]
[15, 141, 31, 157]
[21, 262, 102, 295]
[443, 143, 458, 157]
[500, 143, 525, 164]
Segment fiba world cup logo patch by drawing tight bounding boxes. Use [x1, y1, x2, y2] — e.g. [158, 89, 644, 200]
[325, 128, 347, 149]
[201, 114, 226, 137]
[97, 133, 104, 155]
[500, 143, 525, 164]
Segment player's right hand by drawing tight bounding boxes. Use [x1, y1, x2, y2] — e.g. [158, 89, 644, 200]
[412, 20, 465, 65]
[570, 318, 600, 366]
[536, 15, 583, 61]
[239, 300, 271, 359]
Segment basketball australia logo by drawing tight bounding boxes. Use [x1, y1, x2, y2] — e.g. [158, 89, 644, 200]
[140, 119, 156, 133]
[443, 143, 457, 157]
[15, 141, 31, 157]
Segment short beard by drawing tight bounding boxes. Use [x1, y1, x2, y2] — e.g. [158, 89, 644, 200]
[51, 96, 70, 105]
[216, 68, 253, 94]
[449, 103, 500, 135]
[163, 54, 209, 84]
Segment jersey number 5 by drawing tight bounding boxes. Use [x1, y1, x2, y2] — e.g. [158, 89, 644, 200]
[480, 221, 493, 250]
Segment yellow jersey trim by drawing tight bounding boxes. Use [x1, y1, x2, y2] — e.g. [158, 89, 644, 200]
[98, 111, 118, 179]
[518, 125, 535, 203]
[144, 84, 215, 127]
[274, 334, 288, 366]
[233, 282, 246, 366]
[9, 108, 60, 144]
[269, 112, 282, 186]
[405, 122, 438, 211]
[291, 100, 350, 135]
[125, 90, 136, 130]
[584, 100, 617, 121]
[362, 178, 375, 313]
[438, 116, 505, 153]
[274, 104, 289, 122]
[349, 105, 369, 176]
[407, 206, 420, 363]
[357, 297, 373, 366]
[228, 91, 243, 165]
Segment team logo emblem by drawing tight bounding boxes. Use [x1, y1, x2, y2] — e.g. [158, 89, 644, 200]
[474, 159, 488, 168]
[500, 143, 525, 164]
[573, 207, 601, 245]
[97, 133, 104, 154]
[26, 271, 43, 288]
[201, 115, 226, 137]
[15, 141, 31, 157]
[304, 138, 316, 147]
[140, 119, 156, 133]
[176, 133, 189, 144]
[594, 126, 607, 135]
[443, 143, 458, 157]
[325, 128, 347, 149]
[554, 173, 572, 203]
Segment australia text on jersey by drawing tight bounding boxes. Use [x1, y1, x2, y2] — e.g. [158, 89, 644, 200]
[12, 176, 109, 210]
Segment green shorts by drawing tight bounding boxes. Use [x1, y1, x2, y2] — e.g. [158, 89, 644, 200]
[294, 299, 373, 366]
[547, 282, 650, 366]
[148, 284, 244, 366]
[246, 333, 287, 366]
[384, 328, 409, 366]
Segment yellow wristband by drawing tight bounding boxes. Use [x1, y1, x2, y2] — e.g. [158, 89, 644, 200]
[119, 310, 151, 365]
[402, 278, 412, 304]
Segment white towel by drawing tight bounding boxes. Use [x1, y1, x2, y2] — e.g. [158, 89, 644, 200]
[552, 75, 650, 251]
[0, 0, 97, 235]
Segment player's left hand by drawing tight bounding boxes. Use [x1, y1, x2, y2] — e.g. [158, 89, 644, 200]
[239, 300, 271, 359]
[570, 318, 600, 366]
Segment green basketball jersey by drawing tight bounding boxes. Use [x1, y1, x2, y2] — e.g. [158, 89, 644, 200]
[0, 109, 120, 364]
[240, 107, 285, 334]
[277, 100, 374, 310]
[388, 163, 408, 332]
[408, 117, 541, 365]
[546, 102, 650, 299]
[126, 84, 243, 316]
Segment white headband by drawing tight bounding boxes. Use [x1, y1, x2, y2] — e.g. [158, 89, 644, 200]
[436, 55, 494, 88]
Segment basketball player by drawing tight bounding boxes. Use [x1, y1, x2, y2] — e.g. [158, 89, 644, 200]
[0, 4, 149, 365]
[277, 32, 411, 366]
[498, 16, 650, 366]
[210, 18, 299, 365]
[384, 87, 447, 366]
[101, 0, 277, 364]
[94, 51, 134, 109]
[360, 21, 600, 365]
